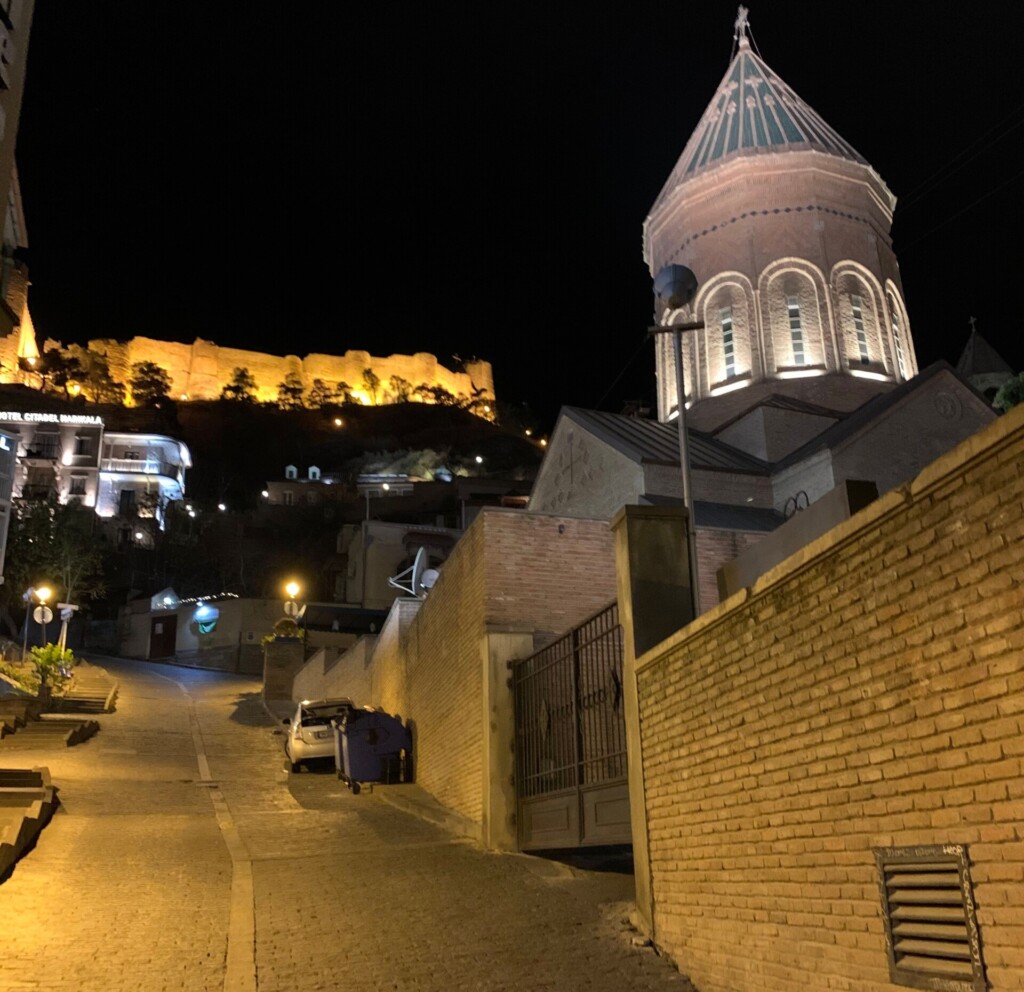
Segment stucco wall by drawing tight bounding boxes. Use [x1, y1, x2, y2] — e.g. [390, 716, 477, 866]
[630, 404, 1024, 992]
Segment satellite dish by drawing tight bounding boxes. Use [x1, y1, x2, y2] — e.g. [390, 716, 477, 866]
[388, 547, 433, 598]
[420, 568, 439, 591]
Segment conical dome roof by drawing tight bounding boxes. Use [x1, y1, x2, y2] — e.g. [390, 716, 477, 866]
[651, 13, 868, 214]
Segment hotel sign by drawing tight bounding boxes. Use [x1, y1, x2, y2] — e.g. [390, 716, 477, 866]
[0, 412, 104, 425]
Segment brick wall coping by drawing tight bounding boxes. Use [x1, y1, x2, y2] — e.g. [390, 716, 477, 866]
[634, 401, 1024, 675]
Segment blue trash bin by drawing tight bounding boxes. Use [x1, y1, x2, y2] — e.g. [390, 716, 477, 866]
[333, 708, 411, 794]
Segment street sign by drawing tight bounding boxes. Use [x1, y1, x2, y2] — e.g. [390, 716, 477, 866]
[33, 606, 53, 624]
[283, 600, 299, 617]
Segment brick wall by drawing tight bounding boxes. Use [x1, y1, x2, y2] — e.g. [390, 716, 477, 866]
[633, 404, 1024, 992]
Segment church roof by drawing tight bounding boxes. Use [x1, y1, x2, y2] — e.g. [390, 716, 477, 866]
[559, 406, 768, 473]
[956, 329, 1015, 378]
[650, 13, 867, 214]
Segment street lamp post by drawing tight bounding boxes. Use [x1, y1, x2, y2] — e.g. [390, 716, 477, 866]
[649, 264, 704, 617]
[34, 585, 53, 651]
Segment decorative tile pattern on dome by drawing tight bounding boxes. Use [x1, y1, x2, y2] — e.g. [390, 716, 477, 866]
[650, 36, 868, 215]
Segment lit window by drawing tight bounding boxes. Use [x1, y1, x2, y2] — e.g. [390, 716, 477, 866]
[851, 294, 869, 364]
[721, 306, 735, 378]
[787, 296, 805, 365]
[889, 295, 908, 379]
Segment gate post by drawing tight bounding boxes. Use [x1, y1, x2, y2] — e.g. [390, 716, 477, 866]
[610, 504, 692, 939]
[482, 625, 534, 851]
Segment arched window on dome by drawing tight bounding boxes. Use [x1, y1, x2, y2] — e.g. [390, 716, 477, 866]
[700, 281, 753, 392]
[887, 292, 909, 380]
[786, 296, 805, 365]
[833, 270, 884, 372]
[763, 270, 826, 374]
[851, 295, 869, 364]
[721, 307, 736, 378]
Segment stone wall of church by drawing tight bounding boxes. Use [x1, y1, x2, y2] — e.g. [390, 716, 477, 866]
[630, 402, 1024, 992]
[42, 335, 495, 408]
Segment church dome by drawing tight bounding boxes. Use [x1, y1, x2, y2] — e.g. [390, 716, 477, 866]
[644, 7, 917, 431]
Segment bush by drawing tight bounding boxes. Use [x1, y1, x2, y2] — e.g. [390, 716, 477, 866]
[0, 658, 39, 694]
[29, 643, 77, 688]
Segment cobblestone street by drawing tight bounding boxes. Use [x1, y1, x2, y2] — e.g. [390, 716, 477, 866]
[1, 658, 697, 992]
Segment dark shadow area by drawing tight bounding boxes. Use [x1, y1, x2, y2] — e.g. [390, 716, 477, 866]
[228, 691, 274, 727]
[533, 844, 634, 874]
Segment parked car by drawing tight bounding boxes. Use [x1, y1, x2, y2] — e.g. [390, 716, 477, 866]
[282, 697, 354, 772]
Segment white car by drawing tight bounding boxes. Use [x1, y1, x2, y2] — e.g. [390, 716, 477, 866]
[282, 697, 354, 772]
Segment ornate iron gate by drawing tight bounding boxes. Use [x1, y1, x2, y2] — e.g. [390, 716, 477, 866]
[512, 601, 631, 850]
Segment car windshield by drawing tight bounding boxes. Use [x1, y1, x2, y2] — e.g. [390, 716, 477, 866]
[300, 704, 350, 727]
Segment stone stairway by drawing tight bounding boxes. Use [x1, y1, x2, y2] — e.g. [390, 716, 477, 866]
[0, 766, 59, 882]
[55, 662, 119, 714]
[0, 715, 100, 750]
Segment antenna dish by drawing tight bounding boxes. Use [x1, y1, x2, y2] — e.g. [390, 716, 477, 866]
[388, 547, 435, 598]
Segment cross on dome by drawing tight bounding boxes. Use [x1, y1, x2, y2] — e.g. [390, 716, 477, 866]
[735, 6, 751, 48]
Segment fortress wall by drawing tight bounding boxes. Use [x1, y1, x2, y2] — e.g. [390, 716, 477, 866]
[37, 335, 495, 408]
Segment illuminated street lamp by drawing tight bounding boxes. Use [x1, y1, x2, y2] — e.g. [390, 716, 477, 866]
[23, 585, 54, 653]
[284, 580, 301, 620]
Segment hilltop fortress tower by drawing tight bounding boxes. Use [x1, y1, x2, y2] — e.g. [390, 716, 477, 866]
[644, 8, 917, 432]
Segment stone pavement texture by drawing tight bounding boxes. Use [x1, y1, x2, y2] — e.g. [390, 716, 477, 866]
[0, 655, 698, 992]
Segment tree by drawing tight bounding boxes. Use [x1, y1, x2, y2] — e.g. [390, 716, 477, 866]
[129, 361, 172, 407]
[277, 372, 306, 410]
[388, 375, 413, 402]
[306, 378, 335, 409]
[33, 348, 83, 398]
[415, 383, 459, 406]
[221, 367, 257, 402]
[362, 368, 381, 404]
[336, 381, 353, 404]
[994, 372, 1024, 413]
[82, 356, 126, 405]
[3, 495, 107, 614]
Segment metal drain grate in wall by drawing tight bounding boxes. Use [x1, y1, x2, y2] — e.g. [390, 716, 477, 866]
[874, 845, 985, 992]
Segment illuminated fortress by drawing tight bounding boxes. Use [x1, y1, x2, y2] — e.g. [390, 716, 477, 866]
[0, 328, 495, 411]
[51, 336, 495, 408]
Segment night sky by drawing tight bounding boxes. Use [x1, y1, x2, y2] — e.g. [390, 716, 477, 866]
[14, 2, 1023, 430]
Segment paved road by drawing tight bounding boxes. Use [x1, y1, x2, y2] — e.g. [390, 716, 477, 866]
[1, 657, 697, 992]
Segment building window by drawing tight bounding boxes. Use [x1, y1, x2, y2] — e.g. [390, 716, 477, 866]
[69, 475, 87, 496]
[851, 294, 869, 364]
[787, 295, 805, 365]
[889, 295, 908, 379]
[283, 490, 294, 506]
[874, 845, 985, 991]
[721, 306, 735, 378]
[118, 489, 137, 517]
[33, 433, 59, 459]
[74, 434, 92, 456]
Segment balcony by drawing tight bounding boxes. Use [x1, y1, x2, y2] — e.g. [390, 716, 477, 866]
[101, 458, 181, 481]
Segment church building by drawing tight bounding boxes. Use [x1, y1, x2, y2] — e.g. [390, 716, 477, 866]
[528, 8, 996, 612]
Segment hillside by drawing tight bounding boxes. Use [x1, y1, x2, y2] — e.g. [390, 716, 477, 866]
[0, 386, 544, 509]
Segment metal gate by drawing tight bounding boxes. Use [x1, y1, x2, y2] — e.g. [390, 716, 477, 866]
[512, 601, 631, 850]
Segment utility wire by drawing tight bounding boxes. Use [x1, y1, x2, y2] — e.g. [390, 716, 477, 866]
[594, 333, 652, 411]
[897, 101, 1024, 213]
[898, 165, 1024, 253]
